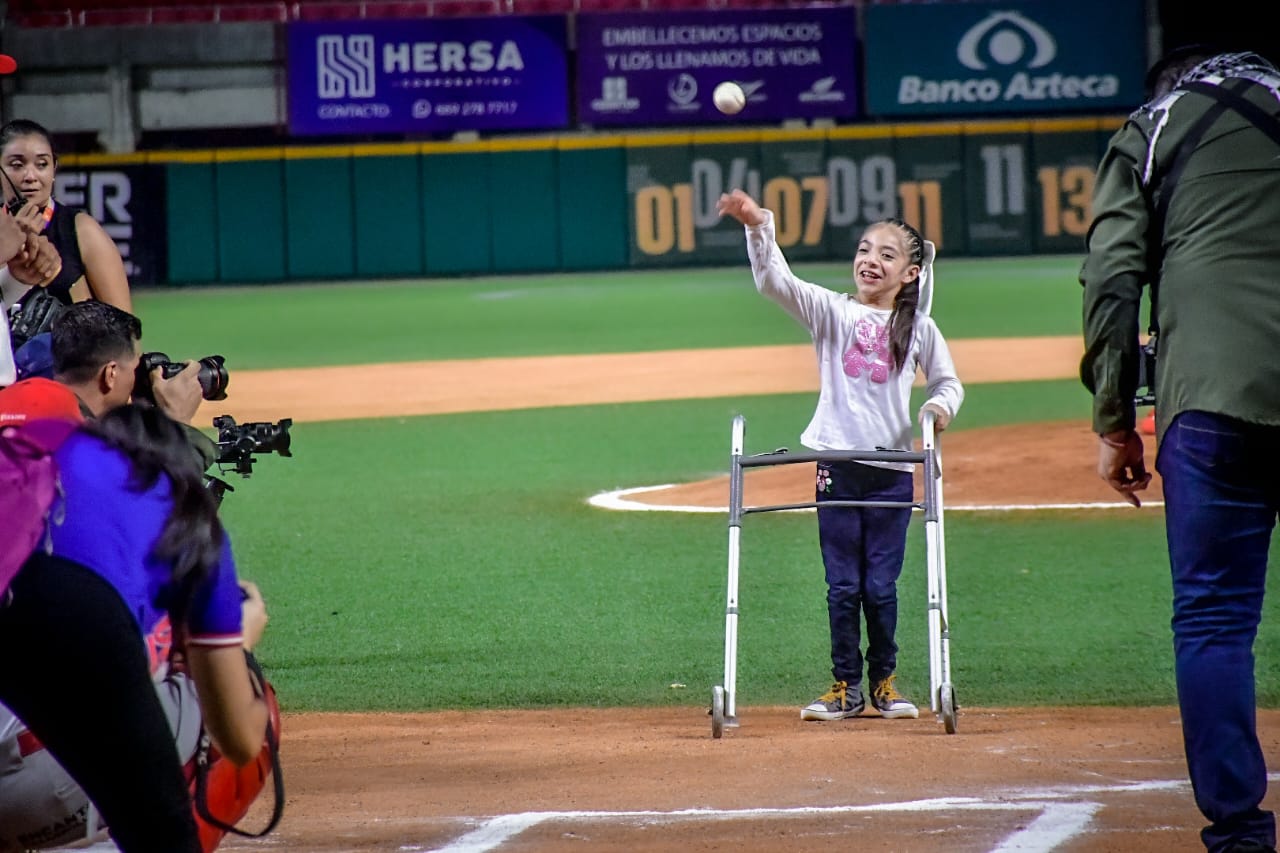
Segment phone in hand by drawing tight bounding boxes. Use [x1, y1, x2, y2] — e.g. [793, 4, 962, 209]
[2, 169, 26, 215]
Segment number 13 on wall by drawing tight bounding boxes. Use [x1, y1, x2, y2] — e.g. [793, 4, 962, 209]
[1037, 165, 1094, 237]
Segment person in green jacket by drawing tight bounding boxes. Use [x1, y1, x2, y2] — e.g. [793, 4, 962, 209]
[1081, 47, 1280, 853]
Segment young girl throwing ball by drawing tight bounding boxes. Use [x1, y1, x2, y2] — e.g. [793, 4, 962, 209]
[718, 190, 964, 721]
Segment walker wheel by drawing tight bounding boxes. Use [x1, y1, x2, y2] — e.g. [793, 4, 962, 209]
[711, 685, 726, 739]
[939, 683, 957, 734]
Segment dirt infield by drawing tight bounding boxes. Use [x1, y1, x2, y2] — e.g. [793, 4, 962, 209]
[209, 339, 1262, 853]
[606, 419, 1162, 512]
[224, 707, 1280, 853]
[195, 335, 1088, 424]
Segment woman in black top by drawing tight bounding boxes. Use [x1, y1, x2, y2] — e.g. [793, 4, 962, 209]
[0, 119, 131, 312]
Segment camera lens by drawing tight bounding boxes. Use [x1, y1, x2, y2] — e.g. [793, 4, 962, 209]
[196, 355, 229, 401]
[134, 352, 229, 403]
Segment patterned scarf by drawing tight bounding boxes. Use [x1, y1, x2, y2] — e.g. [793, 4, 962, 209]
[1139, 52, 1280, 185]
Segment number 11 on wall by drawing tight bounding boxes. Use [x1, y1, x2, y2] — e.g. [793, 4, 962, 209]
[898, 180, 943, 251]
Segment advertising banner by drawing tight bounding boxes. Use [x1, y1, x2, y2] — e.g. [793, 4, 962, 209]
[863, 0, 1145, 117]
[578, 8, 859, 127]
[287, 16, 569, 136]
[56, 164, 166, 287]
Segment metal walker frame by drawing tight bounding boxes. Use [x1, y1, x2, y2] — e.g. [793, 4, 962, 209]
[711, 413, 956, 737]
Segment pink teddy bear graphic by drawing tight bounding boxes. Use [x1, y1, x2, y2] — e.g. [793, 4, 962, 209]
[843, 319, 890, 383]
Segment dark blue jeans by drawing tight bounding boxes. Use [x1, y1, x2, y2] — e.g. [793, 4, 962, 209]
[815, 460, 913, 688]
[1158, 410, 1280, 853]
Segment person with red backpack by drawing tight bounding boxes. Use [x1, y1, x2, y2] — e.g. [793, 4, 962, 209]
[0, 404, 274, 853]
[1, 301, 283, 852]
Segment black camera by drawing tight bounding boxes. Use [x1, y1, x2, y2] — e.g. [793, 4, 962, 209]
[134, 352, 229, 405]
[213, 415, 292, 475]
[1134, 335, 1157, 407]
[205, 415, 293, 503]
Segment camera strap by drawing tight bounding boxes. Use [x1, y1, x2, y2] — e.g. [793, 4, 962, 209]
[192, 650, 285, 839]
[1146, 78, 1280, 337]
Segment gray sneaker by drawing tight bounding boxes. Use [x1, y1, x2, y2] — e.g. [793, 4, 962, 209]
[800, 680, 864, 721]
[870, 674, 919, 719]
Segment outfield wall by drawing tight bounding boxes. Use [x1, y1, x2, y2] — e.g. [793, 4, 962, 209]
[59, 117, 1123, 286]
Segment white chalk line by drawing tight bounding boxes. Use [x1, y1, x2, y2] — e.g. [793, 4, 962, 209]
[419, 774, 1274, 853]
[419, 799, 1050, 853]
[587, 484, 1164, 513]
[990, 802, 1101, 853]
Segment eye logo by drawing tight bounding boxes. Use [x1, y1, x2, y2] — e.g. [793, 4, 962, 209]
[317, 34, 376, 99]
[956, 11, 1055, 71]
[668, 73, 698, 106]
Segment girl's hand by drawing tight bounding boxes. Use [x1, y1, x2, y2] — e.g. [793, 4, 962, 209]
[716, 189, 767, 227]
[920, 402, 951, 431]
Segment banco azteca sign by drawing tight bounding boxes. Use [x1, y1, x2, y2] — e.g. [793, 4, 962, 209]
[863, 0, 1145, 117]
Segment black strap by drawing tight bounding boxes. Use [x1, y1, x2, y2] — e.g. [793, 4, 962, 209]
[1145, 78, 1280, 335]
[193, 651, 285, 838]
[1181, 81, 1280, 147]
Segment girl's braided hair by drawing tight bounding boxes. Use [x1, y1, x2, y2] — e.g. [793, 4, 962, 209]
[873, 218, 925, 372]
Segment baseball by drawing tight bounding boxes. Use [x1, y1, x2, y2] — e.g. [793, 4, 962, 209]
[713, 81, 746, 115]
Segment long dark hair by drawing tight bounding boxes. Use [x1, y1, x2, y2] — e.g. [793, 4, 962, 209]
[0, 118, 56, 160]
[84, 403, 223, 625]
[874, 218, 925, 373]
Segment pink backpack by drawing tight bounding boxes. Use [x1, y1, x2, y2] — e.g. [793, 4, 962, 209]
[0, 418, 78, 595]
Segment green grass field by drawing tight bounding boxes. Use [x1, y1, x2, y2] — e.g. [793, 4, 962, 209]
[133, 255, 1280, 712]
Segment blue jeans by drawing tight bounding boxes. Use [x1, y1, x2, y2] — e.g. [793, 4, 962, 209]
[816, 460, 913, 687]
[1158, 410, 1280, 852]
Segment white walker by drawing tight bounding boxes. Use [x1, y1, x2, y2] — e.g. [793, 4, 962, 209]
[711, 411, 956, 737]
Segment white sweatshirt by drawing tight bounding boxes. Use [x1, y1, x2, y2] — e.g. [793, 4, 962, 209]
[0, 270, 13, 386]
[744, 212, 964, 471]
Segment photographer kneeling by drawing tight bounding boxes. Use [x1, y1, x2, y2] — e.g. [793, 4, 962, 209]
[49, 300, 209, 423]
[0, 301, 279, 853]
[0, 300, 220, 464]
[0, 404, 271, 853]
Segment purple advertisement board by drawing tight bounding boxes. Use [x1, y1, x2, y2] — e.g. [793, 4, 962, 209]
[576, 8, 859, 127]
[287, 16, 569, 136]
